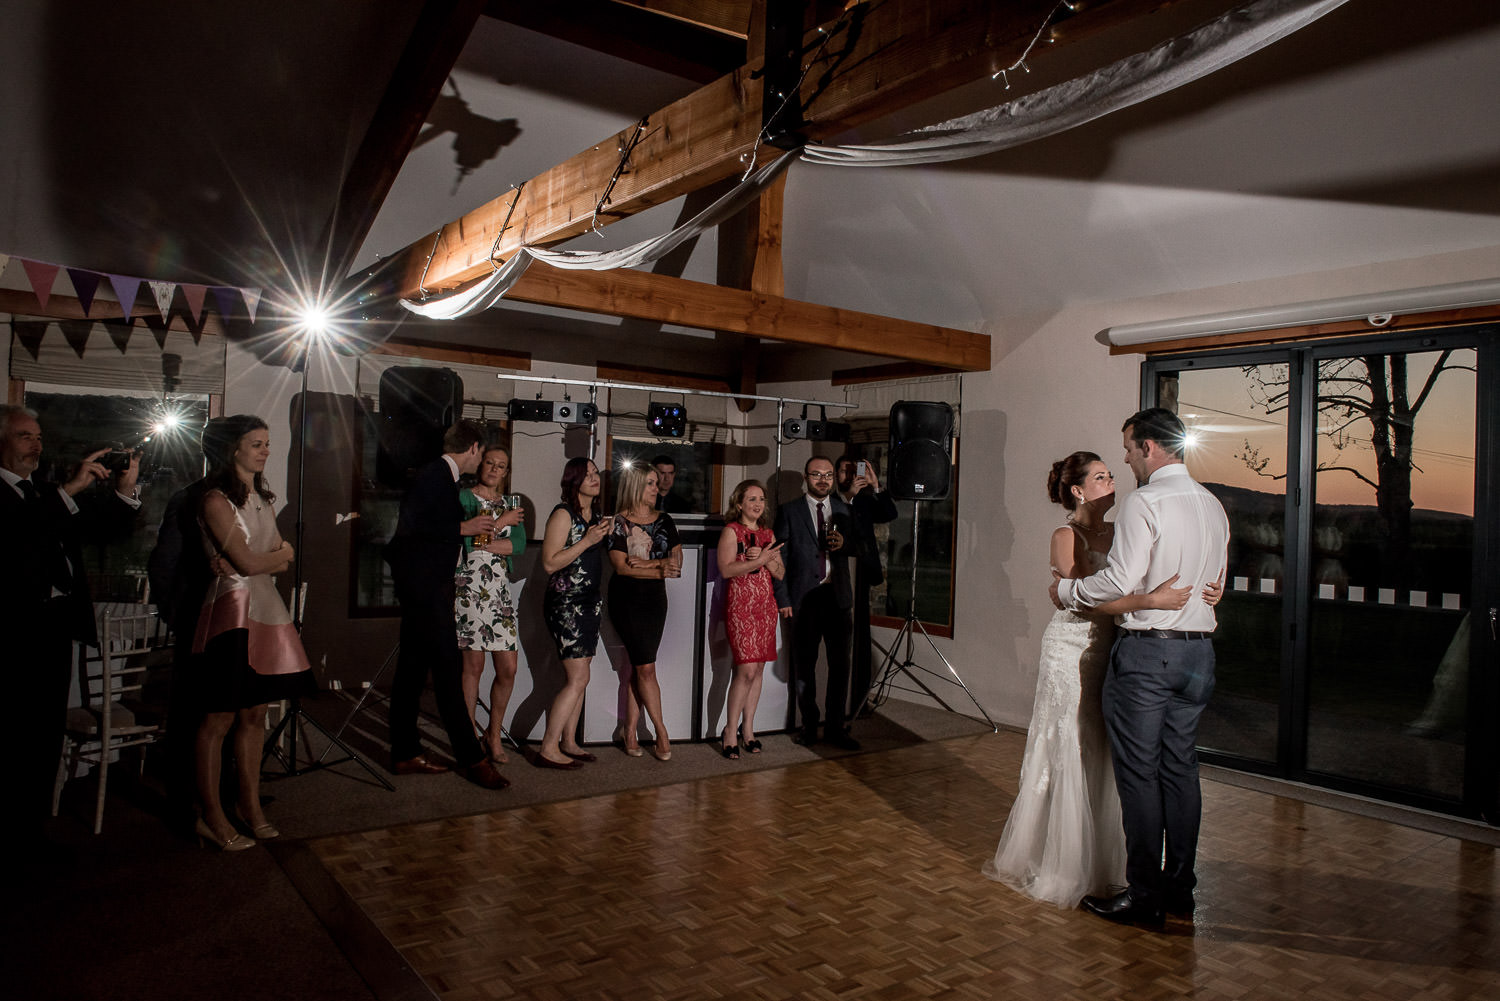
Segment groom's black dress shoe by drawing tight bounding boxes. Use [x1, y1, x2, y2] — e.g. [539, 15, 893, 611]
[1162, 890, 1195, 918]
[1081, 890, 1164, 929]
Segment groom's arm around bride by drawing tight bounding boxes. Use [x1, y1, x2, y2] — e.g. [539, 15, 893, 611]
[1051, 407, 1229, 929]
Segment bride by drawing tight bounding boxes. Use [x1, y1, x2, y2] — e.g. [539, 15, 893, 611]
[983, 450, 1221, 907]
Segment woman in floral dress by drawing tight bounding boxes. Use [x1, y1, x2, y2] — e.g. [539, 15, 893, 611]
[455, 444, 526, 764]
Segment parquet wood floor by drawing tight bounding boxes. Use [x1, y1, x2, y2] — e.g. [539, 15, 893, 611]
[308, 732, 1499, 1001]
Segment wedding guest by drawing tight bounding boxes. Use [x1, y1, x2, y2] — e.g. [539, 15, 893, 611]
[191, 415, 312, 850]
[715, 479, 783, 759]
[607, 464, 681, 761]
[456, 444, 526, 764]
[2, 405, 139, 850]
[835, 454, 897, 717]
[536, 457, 611, 769]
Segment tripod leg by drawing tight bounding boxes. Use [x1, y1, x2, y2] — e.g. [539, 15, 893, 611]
[289, 706, 396, 791]
[912, 619, 999, 731]
[858, 617, 913, 717]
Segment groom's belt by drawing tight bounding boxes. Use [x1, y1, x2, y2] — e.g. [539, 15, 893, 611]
[1127, 628, 1212, 641]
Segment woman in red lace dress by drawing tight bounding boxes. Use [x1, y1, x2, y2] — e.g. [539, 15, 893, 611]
[715, 479, 784, 759]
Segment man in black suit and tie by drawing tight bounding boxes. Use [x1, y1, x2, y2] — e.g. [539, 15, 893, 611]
[774, 455, 860, 750]
[384, 420, 509, 790]
[836, 455, 899, 718]
[1, 405, 140, 848]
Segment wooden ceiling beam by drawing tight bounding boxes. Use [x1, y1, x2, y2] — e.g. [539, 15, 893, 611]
[386, 0, 1240, 303]
[484, 0, 746, 83]
[499, 263, 990, 371]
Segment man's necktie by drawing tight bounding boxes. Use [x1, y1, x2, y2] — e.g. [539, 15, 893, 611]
[18, 479, 38, 503]
[816, 501, 827, 581]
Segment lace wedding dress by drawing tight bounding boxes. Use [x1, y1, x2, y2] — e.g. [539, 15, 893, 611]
[983, 546, 1126, 907]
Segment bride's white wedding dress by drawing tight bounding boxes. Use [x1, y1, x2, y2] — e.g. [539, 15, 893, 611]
[983, 544, 1126, 907]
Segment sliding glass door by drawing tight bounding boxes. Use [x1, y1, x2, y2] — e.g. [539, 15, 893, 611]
[1147, 330, 1496, 820]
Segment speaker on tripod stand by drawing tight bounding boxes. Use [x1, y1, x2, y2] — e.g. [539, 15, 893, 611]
[859, 401, 995, 728]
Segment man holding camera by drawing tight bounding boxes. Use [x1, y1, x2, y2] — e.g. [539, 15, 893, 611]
[836, 455, 898, 719]
[1, 405, 140, 849]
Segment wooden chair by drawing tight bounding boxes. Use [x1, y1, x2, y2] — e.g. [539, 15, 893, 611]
[53, 609, 170, 834]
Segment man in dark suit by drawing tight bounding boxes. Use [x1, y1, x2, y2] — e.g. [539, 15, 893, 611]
[384, 420, 509, 790]
[773, 455, 859, 750]
[651, 455, 691, 513]
[1, 405, 140, 847]
[836, 455, 899, 718]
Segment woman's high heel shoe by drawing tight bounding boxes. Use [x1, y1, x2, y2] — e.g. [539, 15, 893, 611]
[233, 810, 280, 840]
[195, 818, 256, 852]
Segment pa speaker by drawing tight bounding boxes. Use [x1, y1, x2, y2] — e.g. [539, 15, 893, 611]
[888, 401, 953, 501]
[377, 366, 464, 486]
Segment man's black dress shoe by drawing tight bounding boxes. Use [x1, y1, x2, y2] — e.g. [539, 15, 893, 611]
[1081, 889, 1164, 929]
[1162, 890, 1195, 918]
[465, 760, 511, 790]
[825, 729, 861, 751]
[792, 727, 818, 746]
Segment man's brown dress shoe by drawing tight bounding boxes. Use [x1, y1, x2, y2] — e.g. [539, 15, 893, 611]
[393, 755, 450, 775]
[465, 760, 510, 790]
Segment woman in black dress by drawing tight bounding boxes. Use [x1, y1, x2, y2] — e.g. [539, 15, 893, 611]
[607, 464, 682, 761]
[536, 457, 611, 769]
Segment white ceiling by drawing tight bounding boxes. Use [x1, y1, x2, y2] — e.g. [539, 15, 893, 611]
[4, 0, 1498, 373]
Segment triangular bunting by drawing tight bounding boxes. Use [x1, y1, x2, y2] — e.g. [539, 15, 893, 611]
[149, 280, 176, 319]
[180, 283, 207, 323]
[13, 320, 47, 360]
[102, 317, 135, 353]
[210, 286, 239, 321]
[109, 275, 143, 320]
[240, 287, 262, 322]
[66, 268, 103, 315]
[59, 319, 93, 358]
[142, 314, 170, 350]
[184, 309, 207, 344]
[21, 259, 61, 310]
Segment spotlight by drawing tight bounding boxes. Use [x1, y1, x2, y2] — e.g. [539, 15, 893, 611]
[782, 418, 850, 442]
[506, 399, 598, 426]
[648, 402, 687, 438]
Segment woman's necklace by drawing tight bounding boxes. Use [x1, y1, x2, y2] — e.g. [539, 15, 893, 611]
[1068, 515, 1108, 537]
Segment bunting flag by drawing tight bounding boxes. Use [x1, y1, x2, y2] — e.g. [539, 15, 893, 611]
[109, 274, 143, 320]
[13, 319, 47, 360]
[180, 283, 207, 323]
[142, 313, 171, 349]
[58, 319, 93, 358]
[21, 259, 60, 310]
[149, 280, 176, 319]
[211, 286, 239, 322]
[66, 268, 102, 315]
[240, 286, 262, 322]
[102, 317, 135, 353]
[1, 251, 261, 326]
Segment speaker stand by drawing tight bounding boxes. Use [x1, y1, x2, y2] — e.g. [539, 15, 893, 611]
[858, 502, 998, 731]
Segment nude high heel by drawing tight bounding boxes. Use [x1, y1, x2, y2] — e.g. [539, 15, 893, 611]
[195, 818, 257, 852]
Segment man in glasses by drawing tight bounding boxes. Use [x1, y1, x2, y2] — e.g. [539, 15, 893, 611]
[774, 456, 859, 749]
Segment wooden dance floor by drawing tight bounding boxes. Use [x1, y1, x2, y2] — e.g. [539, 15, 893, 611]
[306, 731, 1499, 1001]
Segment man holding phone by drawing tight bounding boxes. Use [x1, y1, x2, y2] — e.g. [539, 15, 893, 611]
[837, 454, 898, 718]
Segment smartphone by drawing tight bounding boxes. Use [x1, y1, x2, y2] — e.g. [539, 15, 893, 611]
[856, 460, 868, 477]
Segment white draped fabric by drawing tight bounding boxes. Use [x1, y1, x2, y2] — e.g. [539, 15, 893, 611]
[401, 0, 1346, 320]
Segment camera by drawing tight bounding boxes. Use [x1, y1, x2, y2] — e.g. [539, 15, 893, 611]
[100, 450, 134, 473]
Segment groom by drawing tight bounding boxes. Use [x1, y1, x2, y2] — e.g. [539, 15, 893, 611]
[1050, 407, 1229, 928]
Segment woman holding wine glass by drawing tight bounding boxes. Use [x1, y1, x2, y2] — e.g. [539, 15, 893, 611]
[456, 444, 526, 764]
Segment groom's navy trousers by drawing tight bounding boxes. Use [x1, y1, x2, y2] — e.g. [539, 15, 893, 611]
[1102, 630, 1216, 901]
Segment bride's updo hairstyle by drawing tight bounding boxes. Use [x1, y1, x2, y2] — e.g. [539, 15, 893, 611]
[1047, 451, 1101, 511]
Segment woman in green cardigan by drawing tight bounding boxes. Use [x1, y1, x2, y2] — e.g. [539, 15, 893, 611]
[456, 443, 527, 764]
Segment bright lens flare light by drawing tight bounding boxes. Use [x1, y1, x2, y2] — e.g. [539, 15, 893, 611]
[297, 302, 332, 339]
